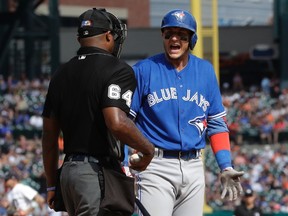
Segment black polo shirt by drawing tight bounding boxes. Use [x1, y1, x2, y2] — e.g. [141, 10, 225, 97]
[234, 203, 263, 216]
[42, 46, 136, 157]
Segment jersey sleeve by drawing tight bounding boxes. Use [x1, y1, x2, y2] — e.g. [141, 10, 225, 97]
[101, 63, 136, 114]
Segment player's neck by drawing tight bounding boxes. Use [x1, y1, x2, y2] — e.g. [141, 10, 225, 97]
[167, 56, 189, 72]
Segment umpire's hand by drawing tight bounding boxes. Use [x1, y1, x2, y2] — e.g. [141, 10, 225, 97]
[220, 168, 245, 201]
[129, 153, 154, 172]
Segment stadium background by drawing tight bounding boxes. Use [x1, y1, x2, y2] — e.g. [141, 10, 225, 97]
[0, 0, 288, 215]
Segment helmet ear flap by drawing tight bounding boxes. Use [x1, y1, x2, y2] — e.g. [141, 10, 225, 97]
[190, 33, 197, 50]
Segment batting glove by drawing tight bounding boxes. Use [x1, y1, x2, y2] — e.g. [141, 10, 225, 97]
[220, 167, 245, 201]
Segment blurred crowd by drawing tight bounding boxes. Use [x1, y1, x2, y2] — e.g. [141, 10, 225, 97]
[0, 73, 288, 215]
[0, 74, 64, 215]
[205, 143, 288, 214]
[223, 73, 288, 145]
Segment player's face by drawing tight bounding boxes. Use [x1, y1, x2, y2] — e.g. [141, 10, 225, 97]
[4, 179, 13, 191]
[162, 27, 191, 60]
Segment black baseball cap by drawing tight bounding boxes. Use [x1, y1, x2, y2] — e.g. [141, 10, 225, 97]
[78, 8, 112, 38]
[4, 171, 19, 182]
[244, 188, 254, 197]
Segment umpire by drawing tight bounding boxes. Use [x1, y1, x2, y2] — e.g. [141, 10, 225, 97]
[234, 188, 263, 216]
[41, 8, 154, 216]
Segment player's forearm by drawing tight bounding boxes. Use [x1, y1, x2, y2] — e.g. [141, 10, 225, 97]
[18, 207, 34, 216]
[34, 194, 46, 207]
[207, 117, 232, 170]
[209, 132, 232, 170]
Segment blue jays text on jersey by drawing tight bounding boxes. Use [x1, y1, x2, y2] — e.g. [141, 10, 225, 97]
[129, 53, 228, 151]
[147, 88, 210, 112]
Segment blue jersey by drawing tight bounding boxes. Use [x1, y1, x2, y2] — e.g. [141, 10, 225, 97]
[129, 53, 227, 151]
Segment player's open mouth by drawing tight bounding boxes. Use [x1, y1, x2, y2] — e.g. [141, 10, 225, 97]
[170, 44, 180, 51]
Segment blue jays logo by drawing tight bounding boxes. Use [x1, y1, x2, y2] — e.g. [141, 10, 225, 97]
[172, 11, 185, 21]
[188, 115, 207, 136]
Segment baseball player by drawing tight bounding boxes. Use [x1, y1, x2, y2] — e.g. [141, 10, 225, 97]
[128, 9, 245, 216]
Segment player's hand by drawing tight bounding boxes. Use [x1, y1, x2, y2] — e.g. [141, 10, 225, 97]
[220, 168, 244, 201]
[16, 209, 28, 216]
[129, 152, 154, 172]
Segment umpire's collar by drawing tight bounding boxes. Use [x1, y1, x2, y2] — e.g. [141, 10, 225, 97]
[77, 46, 111, 56]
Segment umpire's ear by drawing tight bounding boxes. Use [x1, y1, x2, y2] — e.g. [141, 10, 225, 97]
[105, 31, 112, 42]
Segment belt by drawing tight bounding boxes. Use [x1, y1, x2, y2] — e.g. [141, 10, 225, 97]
[64, 154, 99, 163]
[154, 148, 201, 160]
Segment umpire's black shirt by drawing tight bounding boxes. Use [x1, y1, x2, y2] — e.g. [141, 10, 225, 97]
[42, 47, 136, 157]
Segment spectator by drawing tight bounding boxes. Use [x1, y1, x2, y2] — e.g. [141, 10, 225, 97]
[3, 171, 46, 216]
[234, 188, 263, 216]
[259, 118, 273, 144]
[0, 75, 8, 94]
[273, 116, 287, 144]
[233, 72, 244, 91]
[261, 75, 271, 95]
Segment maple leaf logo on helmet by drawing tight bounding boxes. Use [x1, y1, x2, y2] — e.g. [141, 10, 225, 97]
[172, 11, 186, 21]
